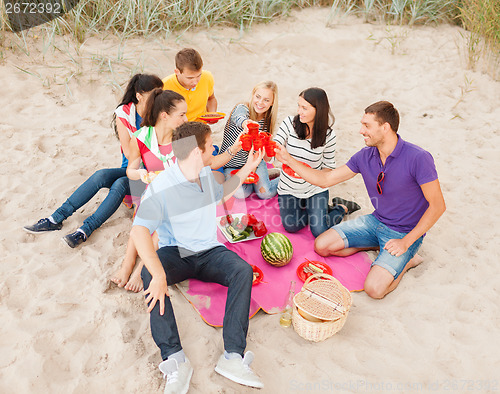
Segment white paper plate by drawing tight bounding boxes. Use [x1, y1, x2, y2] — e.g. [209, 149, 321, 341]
[216, 213, 265, 244]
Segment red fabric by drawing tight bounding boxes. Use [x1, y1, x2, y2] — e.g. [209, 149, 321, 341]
[137, 140, 175, 172]
[118, 102, 135, 132]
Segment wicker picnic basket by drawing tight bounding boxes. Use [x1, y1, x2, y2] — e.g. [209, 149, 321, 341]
[292, 273, 352, 342]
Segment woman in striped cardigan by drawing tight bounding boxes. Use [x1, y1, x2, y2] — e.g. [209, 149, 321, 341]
[219, 81, 280, 199]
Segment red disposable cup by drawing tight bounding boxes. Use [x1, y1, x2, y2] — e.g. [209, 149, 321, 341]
[265, 141, 277, 157]
[259, 132, 271, 143]
[247, 123, 259, 137]
[253, 138, 264, 151]
[241, 134, 253, 151]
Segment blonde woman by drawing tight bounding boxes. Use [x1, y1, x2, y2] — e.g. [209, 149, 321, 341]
[220, 81, 279, 199]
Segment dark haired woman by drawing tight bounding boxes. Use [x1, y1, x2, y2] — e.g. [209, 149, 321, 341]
[112, 88, 241, 291]
[274, 87, 359, 237]
[23, 74, 164, 247]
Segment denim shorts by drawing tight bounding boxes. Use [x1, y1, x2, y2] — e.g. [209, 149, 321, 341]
[332, 214, 423, 279]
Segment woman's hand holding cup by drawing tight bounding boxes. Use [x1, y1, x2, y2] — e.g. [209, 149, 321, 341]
[243, 120, 259, 133]
[274, 143, 292, 165]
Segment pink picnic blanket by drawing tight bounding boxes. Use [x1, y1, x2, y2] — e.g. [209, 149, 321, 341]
[176, 195, 372, 327]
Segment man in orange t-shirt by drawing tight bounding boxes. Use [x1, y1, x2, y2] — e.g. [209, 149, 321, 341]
[162, 48, 218, 122]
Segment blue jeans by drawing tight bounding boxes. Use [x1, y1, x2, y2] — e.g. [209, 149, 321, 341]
[333, 214, 424, 279]
[224, 160, 279, 200]
[141, 245, 253, 360]
[278, 190, 345, 238]
[51, 168, 130, 237]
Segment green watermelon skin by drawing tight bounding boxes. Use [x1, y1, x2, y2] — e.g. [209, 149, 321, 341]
[260, 232, 293, 267]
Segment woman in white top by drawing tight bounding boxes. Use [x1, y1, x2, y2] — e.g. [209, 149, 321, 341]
[274, 87, 359, 237]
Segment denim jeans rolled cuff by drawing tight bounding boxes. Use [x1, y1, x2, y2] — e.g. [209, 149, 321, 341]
[224, 160, 279, 200]
[373, 236, 423, 279]
[51, 168, 129, 236]
[332, 214, 424, 279]
[332, 226, 349, 249]
[142, 245, 252, 359]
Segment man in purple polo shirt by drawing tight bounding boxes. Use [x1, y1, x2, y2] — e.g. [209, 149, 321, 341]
[275, 101, 446, 299]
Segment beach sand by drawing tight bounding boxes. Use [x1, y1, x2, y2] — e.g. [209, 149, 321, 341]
[1, 7, 499, 393]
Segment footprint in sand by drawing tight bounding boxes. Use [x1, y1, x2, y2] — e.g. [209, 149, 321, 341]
[121, 320, 140, 343]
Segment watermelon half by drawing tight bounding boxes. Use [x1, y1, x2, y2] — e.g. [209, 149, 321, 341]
[260, 232, 293, 267]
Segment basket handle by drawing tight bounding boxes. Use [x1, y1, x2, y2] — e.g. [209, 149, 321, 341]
[303, 272, 336, 287]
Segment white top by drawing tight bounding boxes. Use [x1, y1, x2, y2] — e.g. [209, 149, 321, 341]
[274, 116, 336, 198]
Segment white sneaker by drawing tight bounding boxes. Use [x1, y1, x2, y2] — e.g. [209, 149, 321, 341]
[159, 357, 193, 394]
[214, 351, 264, 389]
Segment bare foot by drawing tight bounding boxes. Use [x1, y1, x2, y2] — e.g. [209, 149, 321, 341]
[408, 253, 424, 269]
[110, 264, 134, 288]
[124, 261, 144, 293]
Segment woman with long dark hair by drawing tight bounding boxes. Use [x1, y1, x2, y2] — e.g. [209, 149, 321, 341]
[112, 88, 241, 292]
[274, 87, 359, 237]
[23, 74, 163, 247]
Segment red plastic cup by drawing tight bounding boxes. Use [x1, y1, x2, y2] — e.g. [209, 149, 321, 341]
[265, 141, 277, 157]
[247, 123, 259, 137]
[253, 138, 264, 151]
[259, 132, 271, 144]
[241, 134, 253, 151]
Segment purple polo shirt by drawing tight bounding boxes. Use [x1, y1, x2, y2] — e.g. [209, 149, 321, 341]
[346, 136, 438, 233]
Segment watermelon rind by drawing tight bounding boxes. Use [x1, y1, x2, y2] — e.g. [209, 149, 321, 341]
[260, 232, 293, 267]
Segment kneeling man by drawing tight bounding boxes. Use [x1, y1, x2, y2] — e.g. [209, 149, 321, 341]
[276, 101, 446, 299]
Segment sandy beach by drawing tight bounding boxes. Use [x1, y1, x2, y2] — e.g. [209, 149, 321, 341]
[1, 7, 500, 393]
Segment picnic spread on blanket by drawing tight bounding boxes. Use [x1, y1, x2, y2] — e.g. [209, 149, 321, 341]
[176, 194, 372, 327]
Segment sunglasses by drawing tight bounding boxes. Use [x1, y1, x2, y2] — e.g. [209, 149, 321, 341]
[376, 171, 385, 195]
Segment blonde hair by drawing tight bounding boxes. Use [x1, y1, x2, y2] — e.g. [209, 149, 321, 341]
[247, 81, 278, 135]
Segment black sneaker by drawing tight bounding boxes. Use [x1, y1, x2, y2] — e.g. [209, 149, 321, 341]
[62, 230, 87, 248]
[330, 197, 361, 215]
[24, 218, 63, 233]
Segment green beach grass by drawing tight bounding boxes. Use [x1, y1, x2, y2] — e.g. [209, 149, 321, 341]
[1, 0, 498, 78]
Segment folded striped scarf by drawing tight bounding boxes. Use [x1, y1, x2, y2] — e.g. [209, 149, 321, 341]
[134, 126, 175, 169]
[114, 102, 137, 136]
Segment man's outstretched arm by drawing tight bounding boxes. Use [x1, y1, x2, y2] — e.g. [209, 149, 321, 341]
[274, 143, 357, 188]
[220, 148, 265, 204]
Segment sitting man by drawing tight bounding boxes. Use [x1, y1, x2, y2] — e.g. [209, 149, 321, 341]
[163, 47, 231, 184]
[131, 121, 264, 393]
[162, 47, 217, 121]
[276, 101, 446, 299]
